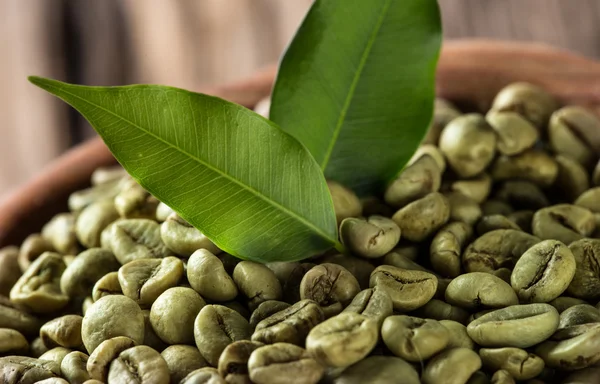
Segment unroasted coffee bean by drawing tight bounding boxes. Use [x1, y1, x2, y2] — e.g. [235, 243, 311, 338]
[0, 356, 61, 383]
[490, 82, 557, 128]
[333, 355, 420, 384]
[75, 200, 120, 248]
[490, 149, 559, 187]
[466, 371, 490, 384]
[30, 337, 48, 357]
[39, 347, 73, 367]
[445, 191, 482, 226]
[234, 261, 283, 311]
[0, 328, 28, 355]
[549, 296, 587, 313]
[91, 272, 122, 301]
[162, 345, 209, 384]
[430, 221, 472, 277]
[0, 246, 20, 296]
[439, 320, 475, 349]
[150, 287, 205, 345]
[562, 367, 600, 383]
[252, 300, 324, 346]
[566, 238, 600, 300]
[575, 187, 600, 213]
[107, 345, 170, 384]
[409, 144, 446, 172]
[384, 154, 442, 208]
[342, 287, 393, 328]
[194, 305, 252, 367]
[180, 367, 225, 383]
[553, 155, 590, 201]
[40, 315, 83, 349]
[536, 324, 600, 370]
[327, 181, 362, 224]
[558, 304, 600, 329]
[160, 213, 220, 257]
[490, 369, 516, 384]
[422, 347, 482, 384]
[114, 179, 159, 219]
[306, 312, 378, 367]
[10, 252, 69, 314]
[467, 304, 559, 348]
[479, 348, 545, 380]
[462, 229, 540, 274]
[248, 343, 324, 384]
[42, 213, 79, 255]
[90, 165, 128, 186]
[18, 234, 55, 273]
[382, 251, 430, 273]
[486, 110, 539, 155]
[61, 351, 90, 384]
[101, 218, 170, 264]
[319, 253, 374, 290]
[391, 192, 450, 242]
[60, 248, 120, 298]
[339, 216, 400, 258]
[118, 256, 184, 307]
[413, 299, 470, 324]
[511, 240, 576, 303]
[439, 113, 497, 178]
[221, 300, 251, 320]
[82, 295, 144, 354]
[494, 181, 549, 210]
[300, 263, 360, 317]
[476, 215, 521, 235]
[450, 172, 492, 204]
[370, 265, 437, 311]
[249, 301, 291, 330]
[187, 249, 238, 302]
[217, 340, 263, 384]
[381, 315, 449, 362]
[532, 205, 595, 245]
[37, 378, 69, 384]
[87, 337, 138, 382]
[548, 106, 600, 169]
[68, 177, 126, 212]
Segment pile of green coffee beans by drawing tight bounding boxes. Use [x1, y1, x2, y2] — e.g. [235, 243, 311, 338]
[3, 82, 600, 384]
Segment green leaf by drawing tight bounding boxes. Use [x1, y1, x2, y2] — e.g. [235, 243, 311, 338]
[29, 76, 340, 263]
[270, 0, 442, 195]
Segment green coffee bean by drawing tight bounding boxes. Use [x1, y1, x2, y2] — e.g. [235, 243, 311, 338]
[370, 265, 437, 312]
[60, 351, 90, 384]
[486, 110, 539, 155]
[17, 233, 55, 273]
[249, 301, 291, 330]
[107, 345, 170, 383]
[342, 288, 393, 328]
[511, 240, 576, 303]
[567, 238, 600, 300]
[381, 315, 449, 362]
[81, 295, 144, 354]
[10, 252, 69, 314]
[91, 271, 122, 302]
[340, 216, 401, 258]
[422, 348, 482, 384]
[0, 356, 61, 383]
[217, 340, 263, 384]
[391, 192, 451, 242]
[384, 154, 442, 208]
[300, 263, 360, 317]
[439, 320, 475, 349]
[248, 343, 324, 384]
[479, 348, 545, 381]
[0, 247, 20, 296]
[0, 328, 28, 355]
[430, 221, 472, 277]
[160, 213, 220, 256]
[75, 200, 119, 248]
[118, 256, 184, 307]
[467, 304, 559, 348]
[476, 215, 521, 235]
[150, 287, 205, 345]
[162, 345, 209, 384]
[536, 324, 600, 370]
[490, 149, 559, 187]
[41, 213, 79, 255]
[333, 356, 420, 384]
[40, 315, 83, 349]
[114, 179, 159, 219]
[445, 272, 518, 310]
[87, 336, 138, 382]
[548, 106, 600, 169]
[234, 261, 283, 311]
[101, 218, 171, 264]
[194, 305, 252, 367]
[306, 312, 378, 367]
[327, 181, 362, 225]
[187, 249, 238, 302]
[532, 205, 595, 245]
[450, 172, 492, 204]
[60, 248, 120, 298]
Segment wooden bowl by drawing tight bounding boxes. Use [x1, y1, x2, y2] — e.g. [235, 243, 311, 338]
[1, 38, 600, 247]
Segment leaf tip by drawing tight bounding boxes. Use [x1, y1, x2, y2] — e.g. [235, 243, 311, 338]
[28, 76, 63, 92]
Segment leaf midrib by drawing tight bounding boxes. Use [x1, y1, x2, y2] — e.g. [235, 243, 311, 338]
[319, 0, 392, 171]
[41, 81, 336, 244]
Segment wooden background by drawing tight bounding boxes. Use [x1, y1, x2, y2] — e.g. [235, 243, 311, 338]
[2, 0, 600, 196]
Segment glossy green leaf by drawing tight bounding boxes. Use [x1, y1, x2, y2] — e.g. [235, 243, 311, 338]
[29, 77, 340, 263]
[270, 0, 442, 195]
